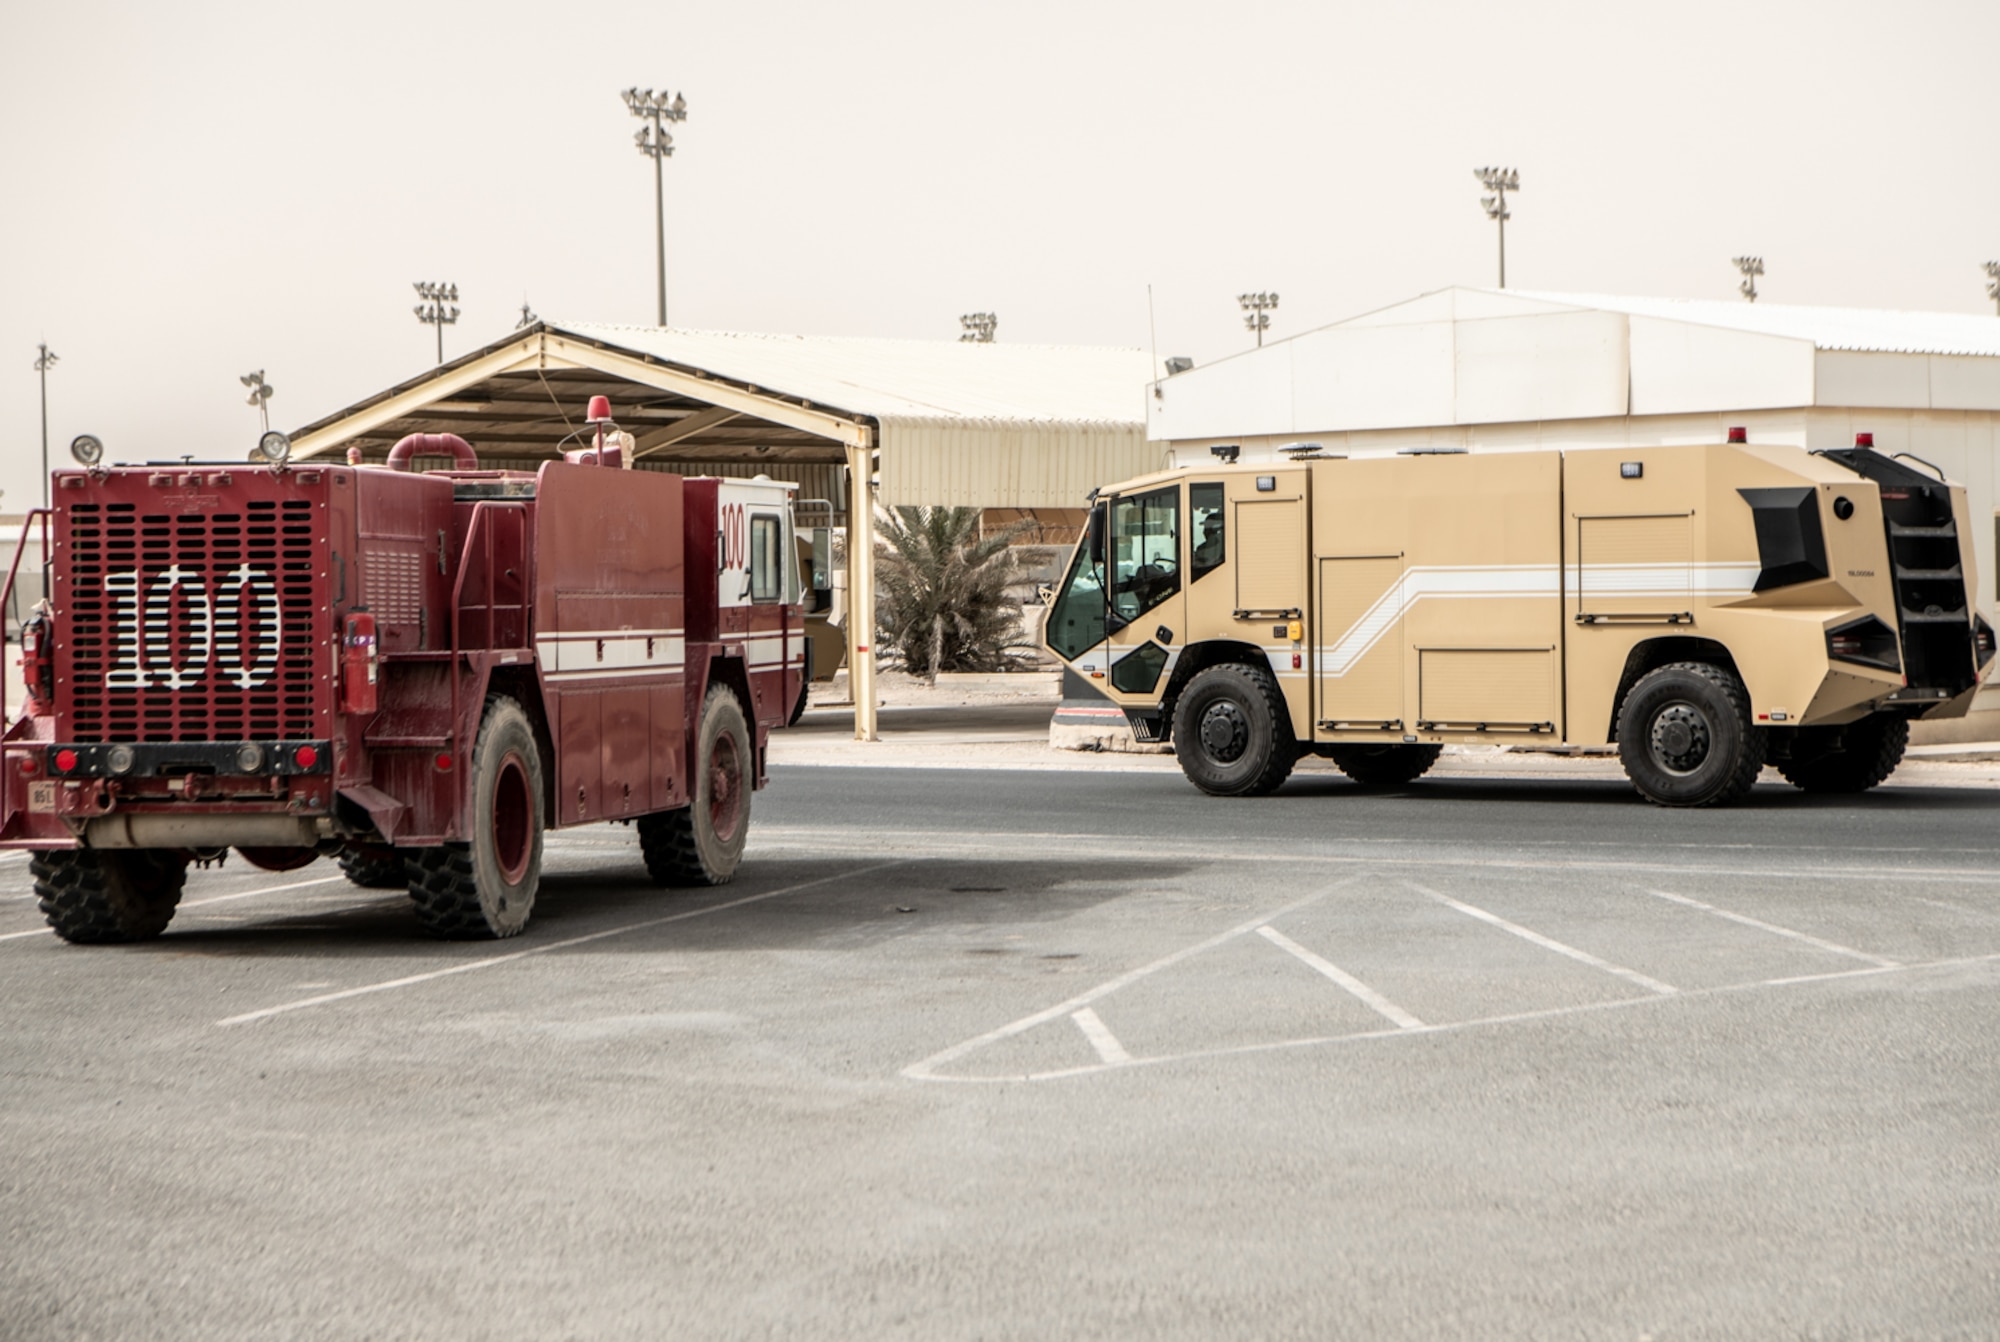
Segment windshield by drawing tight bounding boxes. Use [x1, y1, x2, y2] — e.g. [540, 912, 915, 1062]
[1109, 486, 1180, 623]
[1046, 508, 1109, 661]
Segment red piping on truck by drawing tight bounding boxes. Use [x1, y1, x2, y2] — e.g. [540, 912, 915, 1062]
[386, 432, 480, 472]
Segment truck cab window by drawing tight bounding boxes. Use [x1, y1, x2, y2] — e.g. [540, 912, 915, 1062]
[1046, 515, 1109, 660]
[1110, 486, 1180, 622]
[1190, 482, 1225, 582]
[750, 514, 783, 602]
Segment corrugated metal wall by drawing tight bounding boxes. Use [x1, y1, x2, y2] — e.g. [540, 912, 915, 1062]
[877, 418, 1163, 509]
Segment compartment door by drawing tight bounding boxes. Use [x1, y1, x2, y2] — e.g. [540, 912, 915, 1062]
[1316, 556, 1405, 730]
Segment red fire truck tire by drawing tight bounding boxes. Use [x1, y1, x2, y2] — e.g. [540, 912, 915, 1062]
[33, 848, 189, 944]
[406, 697, 545, 939]
[337, 845, 408, 888]
[639, 685, 750, 886]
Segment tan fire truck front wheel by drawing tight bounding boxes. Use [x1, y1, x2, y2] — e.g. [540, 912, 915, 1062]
[33, 849, 190, 944]
[1172, 662, 1299, 797]
[1616, 662, 1765, 808]
[407, 697, 545, 939]
[639, 685, 750, 886]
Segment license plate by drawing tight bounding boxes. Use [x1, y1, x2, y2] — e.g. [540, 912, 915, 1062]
[27, 781, 56, 813]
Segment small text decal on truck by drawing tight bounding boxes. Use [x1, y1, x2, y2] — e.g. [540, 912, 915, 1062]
[102, 564, 283, 689]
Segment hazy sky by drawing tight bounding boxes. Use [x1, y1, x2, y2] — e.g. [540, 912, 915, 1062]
[3, 0, 1996, 505]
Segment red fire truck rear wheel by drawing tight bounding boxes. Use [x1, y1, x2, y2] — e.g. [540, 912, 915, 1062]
[336, 844, 409, 889]
[406, 697, 546, 939]
[32, 849, 190, 944]
[639, 685, 750, 887]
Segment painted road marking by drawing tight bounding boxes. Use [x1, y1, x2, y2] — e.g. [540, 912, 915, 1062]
[0, 873, 349, 943]
[901, 884, 1350, 1081]
[1257, 925, 1426, 1030]
[1071, 1008, 1132, 1065]
[1641, 888, 1900, 968]
[1409, 882, 1678, 996]
[217, 860, 907, 1027]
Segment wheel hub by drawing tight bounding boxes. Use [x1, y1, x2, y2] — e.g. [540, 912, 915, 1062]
[1198, 701, 1250, 763]
[1649, 702, 1712, 775]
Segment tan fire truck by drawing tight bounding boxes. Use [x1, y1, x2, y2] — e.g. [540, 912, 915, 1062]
[1043, 432, 1996, 806]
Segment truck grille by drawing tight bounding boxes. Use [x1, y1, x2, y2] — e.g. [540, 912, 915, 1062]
[60, 497, 323, 743]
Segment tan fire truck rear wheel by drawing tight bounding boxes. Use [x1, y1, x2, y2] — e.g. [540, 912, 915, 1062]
[1616, 662, 1765, 808]
[1773, 714, 1909, 794]
[406, 697, 545, 939]
[33, 849, 189, 944]
[639, 685, 751, 886]
[1172, 662, 1299, 797]
[1325, 743, 1443, 787]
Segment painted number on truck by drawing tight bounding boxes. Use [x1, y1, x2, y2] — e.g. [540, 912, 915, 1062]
[101, 565, 283, 690]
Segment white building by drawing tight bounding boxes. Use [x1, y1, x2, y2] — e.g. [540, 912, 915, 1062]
[1152, 287, 2000, 617]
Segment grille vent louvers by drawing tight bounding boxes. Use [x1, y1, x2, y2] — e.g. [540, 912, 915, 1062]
[61, 498, 321, 744]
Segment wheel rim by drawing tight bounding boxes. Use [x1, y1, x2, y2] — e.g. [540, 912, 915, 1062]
[1648, 700, 1713, 776]
[491, 750, 534, 885]
[1197, 699, 1250, 764]
[708, 731, 744, 843]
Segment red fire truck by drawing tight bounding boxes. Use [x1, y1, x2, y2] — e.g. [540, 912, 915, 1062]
[0, 401, 811, 943]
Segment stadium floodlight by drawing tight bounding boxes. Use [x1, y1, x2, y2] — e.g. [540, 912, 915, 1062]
[1984, 261, 2000, 316]
[1238, 291, 1279, 347]
[959, 312, 997, 343]
[413, 281, 460, 364]
[240, 370, 274, 432]
[623, 85, 690, 326]
[1473, 167, 1521, 288]
[1733, 256, 1764, 304]
[34, 343, 58, 507]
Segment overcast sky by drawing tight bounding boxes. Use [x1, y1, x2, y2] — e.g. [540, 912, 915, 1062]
[2, 0, 1996, 503]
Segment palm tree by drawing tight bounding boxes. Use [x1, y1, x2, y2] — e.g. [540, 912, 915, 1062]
[875, 506, 1032, 681]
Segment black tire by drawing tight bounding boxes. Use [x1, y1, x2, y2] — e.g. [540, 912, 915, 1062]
[407, 696, 544, 939]
[1326, 743, 1443, 787]
[34, 849, 189, 944]
[1616, 661, 1765, 807]
[337, 844, 408, 889]
[639, 684, 751, 886]
[1773, 714, 1909, 794]
[1171, 662, 1298, 797]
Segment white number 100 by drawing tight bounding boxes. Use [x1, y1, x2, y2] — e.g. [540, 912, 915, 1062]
[102, 565, 283, 690]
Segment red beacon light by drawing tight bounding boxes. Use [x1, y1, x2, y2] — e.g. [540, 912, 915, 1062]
[586, 395, 613, 425]
[1726, 426, 1747, 443]
[1855, 432, 1875, 448]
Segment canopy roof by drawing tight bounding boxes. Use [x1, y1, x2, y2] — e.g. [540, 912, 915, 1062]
[290, 321, 1157, 507]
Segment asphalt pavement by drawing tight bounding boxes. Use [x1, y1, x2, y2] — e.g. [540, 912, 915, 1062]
[4, 762, 2000, 1340]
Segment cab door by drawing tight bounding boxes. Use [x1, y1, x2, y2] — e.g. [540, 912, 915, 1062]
[1042, 484, 1186, 718]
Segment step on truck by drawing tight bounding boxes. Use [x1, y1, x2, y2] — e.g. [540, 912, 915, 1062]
[1043, 431, 1996, 806]
[1, 400, 817, 941]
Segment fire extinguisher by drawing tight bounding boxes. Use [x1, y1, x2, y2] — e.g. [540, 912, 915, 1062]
[19, 609, 52, 707]
[341, 611, 379, 714]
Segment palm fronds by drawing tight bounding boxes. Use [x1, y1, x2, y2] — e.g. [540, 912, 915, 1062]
[874, 506, 1033, 681]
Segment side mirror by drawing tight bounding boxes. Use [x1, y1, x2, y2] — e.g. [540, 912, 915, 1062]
[811, 527, 832, 591]
[1086, 503, 1106, 565]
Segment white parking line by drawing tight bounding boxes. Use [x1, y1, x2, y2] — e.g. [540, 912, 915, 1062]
[0, 873, 349, 943]
[1641, 888, 1900, 968]
[1257, 926, 1426, 1030]
[901, 883, 1352, 1081]
[1410, 882, 1678, 996]
[217, 860, 907, 1027]
[1071, 1008, 1132, 1065]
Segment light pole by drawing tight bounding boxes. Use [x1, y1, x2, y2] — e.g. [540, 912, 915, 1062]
[959, 312, 997, 343]
[240, 370, 273, 432]
[33, 343, 57, 507]
[1474, 167, 1520, 288]
[1984, 262, 2000, 316]
[412, 282, 459, 364]
[622, 86, 688, 327]
[1734, 256, 1764, 304]
[1238, 292, 1279, 347]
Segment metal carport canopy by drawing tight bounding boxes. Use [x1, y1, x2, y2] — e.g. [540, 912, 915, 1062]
[288, 321, 1159, 741]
